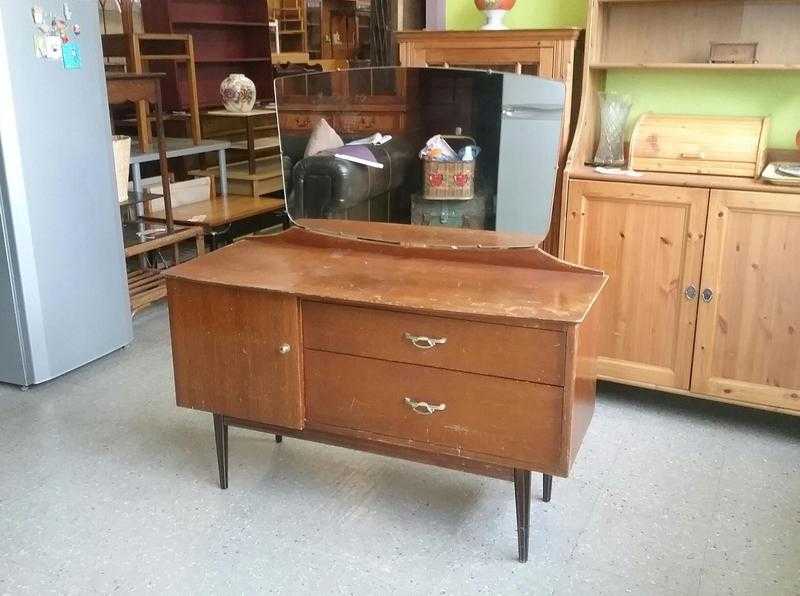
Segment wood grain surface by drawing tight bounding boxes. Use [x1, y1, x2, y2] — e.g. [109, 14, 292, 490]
[304, 350, 564, 471]
[166, 227, 607, 325]
[302, 301, 566, 385]
[167, 280, 304, 428]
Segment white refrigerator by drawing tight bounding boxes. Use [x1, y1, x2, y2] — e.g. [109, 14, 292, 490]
[0, 0, 132, 387]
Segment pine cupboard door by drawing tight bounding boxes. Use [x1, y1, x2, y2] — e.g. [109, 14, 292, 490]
[565, 180, 709, 389]
[691, 190, 800, 412]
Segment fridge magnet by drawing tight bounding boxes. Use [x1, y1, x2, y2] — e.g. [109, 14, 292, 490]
[73, 24, 81, 36]
[32, 5, 45, 25]
[62, 40, 81, 70]
[63, 2, 72, 20]
[44, 35, 62, 61]
[34, 31, 48, 59]
[54, 18, 69, 43]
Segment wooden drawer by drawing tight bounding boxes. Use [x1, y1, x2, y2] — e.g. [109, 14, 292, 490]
[333, 112, 403, 135]
[302, 302, 566, 385]
[305, 350, 564, 468]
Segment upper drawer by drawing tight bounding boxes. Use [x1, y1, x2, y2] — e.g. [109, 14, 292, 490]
[302, 302, 566, 386]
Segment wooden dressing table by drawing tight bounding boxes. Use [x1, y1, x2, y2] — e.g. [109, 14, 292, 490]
[166, 222, 605, 562]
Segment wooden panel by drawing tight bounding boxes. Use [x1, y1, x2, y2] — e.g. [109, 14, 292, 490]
[304, 350, 564, 470]
[302, 301, 566, 385]
[565, 180, 708, 389]
[167, 280, 304, 428]
[166, 227, 608, 326]
[566, 294, 601, 470]
[629, 114, 769, 178]
[691, 189, 800, 412]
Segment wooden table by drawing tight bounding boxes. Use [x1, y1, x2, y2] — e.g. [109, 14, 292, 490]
[145, 195, 286, 249]
[204, 109, 279, 175]
[165, 224, 607, 562]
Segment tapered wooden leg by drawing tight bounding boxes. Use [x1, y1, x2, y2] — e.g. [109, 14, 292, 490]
[513, 469, 531, 563]
[275, 435, 283, 443]
[213, 414, 228, 490]
[543, 474, 553, 503]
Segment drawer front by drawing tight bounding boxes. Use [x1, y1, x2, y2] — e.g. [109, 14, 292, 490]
[305, 350, 564, 468]
[334, 112, 403, 135]
[303, 302, 566, 385]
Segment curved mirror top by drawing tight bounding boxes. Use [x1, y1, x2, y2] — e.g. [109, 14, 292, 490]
[275, 67, 565, 248]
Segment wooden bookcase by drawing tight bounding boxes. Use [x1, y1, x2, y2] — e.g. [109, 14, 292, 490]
[142, 0, 274, 109]
[562, 0, 800, 415]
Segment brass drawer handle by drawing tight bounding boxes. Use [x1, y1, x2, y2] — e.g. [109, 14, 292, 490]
[404, 333, 447, 350]
[404, 397, 446, 416]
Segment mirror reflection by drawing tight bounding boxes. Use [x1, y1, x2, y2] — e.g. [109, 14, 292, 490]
[275, 67, 565, 244]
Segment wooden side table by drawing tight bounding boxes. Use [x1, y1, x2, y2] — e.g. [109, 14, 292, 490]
[203, 109, 280, 175]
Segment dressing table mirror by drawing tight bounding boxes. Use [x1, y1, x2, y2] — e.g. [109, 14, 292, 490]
[166, 67, 606, 563]
[276, 67, 565, 247]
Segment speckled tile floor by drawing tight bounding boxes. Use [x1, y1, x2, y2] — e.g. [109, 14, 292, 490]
[1, 304, 798, 596]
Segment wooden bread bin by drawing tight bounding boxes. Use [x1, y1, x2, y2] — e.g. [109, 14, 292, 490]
[629, 113, 770, 178]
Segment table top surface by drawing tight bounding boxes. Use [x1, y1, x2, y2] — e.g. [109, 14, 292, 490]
[167, 226, 607, 325]
[130, 137, 231, 163]
[144, 195, 285, 229]
[205, 109, 276, 117]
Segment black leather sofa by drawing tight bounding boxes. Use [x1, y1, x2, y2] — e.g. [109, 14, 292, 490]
[282, 135, 417, 223]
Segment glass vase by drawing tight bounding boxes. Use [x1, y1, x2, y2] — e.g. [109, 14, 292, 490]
[593, 92, 632, 167]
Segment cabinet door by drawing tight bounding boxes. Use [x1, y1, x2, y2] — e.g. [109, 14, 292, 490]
[691, 190, 800, 411]
[565, 180, 709, 389]
[167, 280, 304, 429]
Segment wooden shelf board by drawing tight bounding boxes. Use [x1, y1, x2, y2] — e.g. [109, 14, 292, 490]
[140, 54, 190, 61]
[128, 269, 167, 311]
[590, 62, 800, 71]
[195, 57, 270, 64]
[172, 20, 269, 28]
[568, 164, 800, 195]
[123, 223, 203, 258]
[190, 155, 284, 182]
[229, 136, 281, 151]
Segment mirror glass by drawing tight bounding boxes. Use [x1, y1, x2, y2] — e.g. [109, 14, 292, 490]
[275, 67, 565, 247]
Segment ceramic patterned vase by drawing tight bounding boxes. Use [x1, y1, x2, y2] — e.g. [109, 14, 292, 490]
[220, 74, 257, 113]
[474, 0, 516, 30]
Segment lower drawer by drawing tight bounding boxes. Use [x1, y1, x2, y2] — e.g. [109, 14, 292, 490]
[304, 350, 564, 468]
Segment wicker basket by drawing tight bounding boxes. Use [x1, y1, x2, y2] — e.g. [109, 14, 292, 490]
[422, 135, 476, 200]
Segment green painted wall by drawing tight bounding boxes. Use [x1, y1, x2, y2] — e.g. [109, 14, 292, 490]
[445, 0, 586, 29]
[446, 1, 800, 149]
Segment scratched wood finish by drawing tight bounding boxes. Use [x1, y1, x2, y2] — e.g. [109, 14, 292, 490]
[304, 350, 564, 471]
[302, 301, 566, 386]
[565, 180, 708, 390]
[167, 280, 304, 429]
[165, 228, 607, 325]
[691, 190, 800, 410]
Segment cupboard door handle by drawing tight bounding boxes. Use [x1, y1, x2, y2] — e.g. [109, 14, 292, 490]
[684, 284, 698, 301]
[701, 288, 714, 303]
[404, 397, 446, 416]
[680, 152, 705, 160]
[279, 343, 292, 354]
[404, 333, 447, 350]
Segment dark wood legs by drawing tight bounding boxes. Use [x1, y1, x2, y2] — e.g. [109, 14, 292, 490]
[513, 468, 531, 563]
[213, 413, 228, 489]
[543, 474, 553, 503]
[275, 435, 283, 443]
